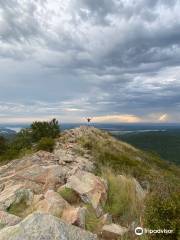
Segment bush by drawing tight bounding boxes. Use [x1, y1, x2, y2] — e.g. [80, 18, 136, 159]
[144, 183, 180, 240]
[31, 118, 60, 141]
[37, 137, 55, 152]
[0, 136, 7, 155]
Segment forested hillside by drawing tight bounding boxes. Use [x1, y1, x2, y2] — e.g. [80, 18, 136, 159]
[116, 130, 180, 165]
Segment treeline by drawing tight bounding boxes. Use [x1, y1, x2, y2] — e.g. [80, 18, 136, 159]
[0, 119, 60, 164]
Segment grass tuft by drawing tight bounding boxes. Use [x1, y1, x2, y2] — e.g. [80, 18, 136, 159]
[102, 168, 144, 225]
[58, 187, 81, 205]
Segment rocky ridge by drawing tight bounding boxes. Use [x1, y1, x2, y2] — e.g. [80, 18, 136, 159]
[0, 126, 145, 239]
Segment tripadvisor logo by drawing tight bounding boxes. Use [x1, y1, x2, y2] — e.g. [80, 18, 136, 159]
[135, 227, 173, 236]
[135, 227, 144, 236]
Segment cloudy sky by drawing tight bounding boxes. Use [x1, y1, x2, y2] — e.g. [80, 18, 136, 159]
[0, 0, 180, 124]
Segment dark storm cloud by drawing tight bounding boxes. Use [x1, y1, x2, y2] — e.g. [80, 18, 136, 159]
[0, 0, 180, 122]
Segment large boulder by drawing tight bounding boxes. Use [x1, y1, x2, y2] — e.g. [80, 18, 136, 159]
[65, 171, 107, 217]
[35, 190, 69, 217]
[102, 224, 128, 239]
[62, 206, 86, 228]
[0, 211, 21, 229]
[0, 212, 97, 240]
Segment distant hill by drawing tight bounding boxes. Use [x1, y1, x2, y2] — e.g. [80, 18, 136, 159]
[115, 130, 180, 165]
[0, 128, 16, 138]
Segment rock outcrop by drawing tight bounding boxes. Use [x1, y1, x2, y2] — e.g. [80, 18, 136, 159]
[0, 212, 97, 240]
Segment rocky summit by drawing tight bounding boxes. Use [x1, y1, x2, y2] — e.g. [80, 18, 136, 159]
[0, 126, 146, 239]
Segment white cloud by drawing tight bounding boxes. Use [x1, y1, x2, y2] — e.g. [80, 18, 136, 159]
[0, 0, 180, 123]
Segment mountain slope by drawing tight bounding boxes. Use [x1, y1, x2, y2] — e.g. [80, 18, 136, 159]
[116, 130, 180, 165]
[0, 126, 179, 239]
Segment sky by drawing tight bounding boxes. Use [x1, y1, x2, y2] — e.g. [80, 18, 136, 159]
[0, 0, 180, 124]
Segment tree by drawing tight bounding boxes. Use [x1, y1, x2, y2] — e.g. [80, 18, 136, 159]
[31, 118, 60, 142]
[12, 129, 33, 151]
[0, 136, 6, 155]
[0, 119, 60, 162]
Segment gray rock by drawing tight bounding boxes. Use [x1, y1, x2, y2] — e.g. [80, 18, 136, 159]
[0, 211, 21, 229]
[0, 212, 97, 240]
[102, 224, 128, 239]
[35, 190, 70, 217]
[62, 206, 86, 229]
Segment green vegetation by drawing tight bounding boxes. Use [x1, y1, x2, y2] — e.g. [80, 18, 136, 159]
[117, 131, 180, 165]
[102, 169, 143, 224]
[144, 180, 180, 240]
[0, 119, 60, 164]
[78, 130, 179, 184]
[77, 129, 180, 239]
[85, 204, 102, 233]
[31, 118, 60, 141]
[7, 198, 28, 218]
[0, 136, 6, 155]
[37, 137, 55, 152]
[58, 187, 80, 205]
[0, 223, 6, 230]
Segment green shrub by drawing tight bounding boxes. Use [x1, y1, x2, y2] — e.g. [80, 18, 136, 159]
[37, 137, 55, 152]
[144, 183, 180, 240]
[31, 118, 60, 141]
[0, 136, 7, 155]
[58, 187, 81, 204]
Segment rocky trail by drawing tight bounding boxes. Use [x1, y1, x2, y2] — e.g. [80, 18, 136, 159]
[0, 126, 145, 240]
